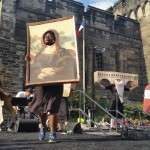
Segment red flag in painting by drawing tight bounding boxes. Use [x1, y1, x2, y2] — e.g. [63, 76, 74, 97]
[77, 20, 85, 37]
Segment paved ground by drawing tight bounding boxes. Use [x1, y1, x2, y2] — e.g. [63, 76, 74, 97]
[0, 131, 150, 150]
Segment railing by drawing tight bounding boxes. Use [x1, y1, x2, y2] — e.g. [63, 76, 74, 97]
[70, 90, 150, 133]
[70, 90, 127, 132]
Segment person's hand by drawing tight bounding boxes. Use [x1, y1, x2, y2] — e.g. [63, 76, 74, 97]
[38, 73, 47, 79]
[130, 81, 137, 87]
[41, 67, 64, 75]
[25, 55, 31, 61]
[129, 81, 138, 90]
[41, 68, 57, 76]
[38, 67, 65, 79]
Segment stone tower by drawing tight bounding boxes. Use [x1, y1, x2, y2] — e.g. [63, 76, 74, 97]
[111, 0, 150, 87]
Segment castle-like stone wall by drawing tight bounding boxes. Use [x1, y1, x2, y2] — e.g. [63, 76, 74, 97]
[0, 0, 145, 100]
[85, 6, 142, 100]
[112, 0, 150, 90]
[0, 38, 26, 94]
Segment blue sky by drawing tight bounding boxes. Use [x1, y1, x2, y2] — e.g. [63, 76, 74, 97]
[75, 0, 118, 10]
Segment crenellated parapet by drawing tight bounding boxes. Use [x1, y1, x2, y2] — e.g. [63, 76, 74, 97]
[86, 5, 141, 39]
[112, 0, 150, 20]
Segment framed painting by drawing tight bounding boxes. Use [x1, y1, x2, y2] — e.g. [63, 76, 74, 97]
[26, 16, 80, 86]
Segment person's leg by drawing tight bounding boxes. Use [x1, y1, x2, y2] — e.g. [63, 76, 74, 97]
[19, 106, 25, 119]
[49, 113, 58, 132]
[3, 96, 17, 131]
[57, 122, 63, 132]
[48, 84, 63, 143]
[117, 101, 124, 129]
[57, 98, 66, 132]
[3, 96, 17, 123]
[49, 113, 58, 142]
[38, 113, 47, 141]
[109, 100, 117, 131]
[38, 113, 47, 128]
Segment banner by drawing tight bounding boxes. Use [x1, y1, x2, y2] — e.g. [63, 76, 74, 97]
[143, 84, 150, 113]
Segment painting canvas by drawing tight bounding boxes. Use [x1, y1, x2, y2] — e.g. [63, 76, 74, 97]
[26, 16, 80, 86]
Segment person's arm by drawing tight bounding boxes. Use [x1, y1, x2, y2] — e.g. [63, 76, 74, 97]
[130, 81, 138, 90]
[125, 81, 137, 91]
[0, 82, 11, 96]
[124, 84, 137, 91]
[99, 83, 113, 90]
[129, 84, 137, 91]
[99, 83, 106, 90]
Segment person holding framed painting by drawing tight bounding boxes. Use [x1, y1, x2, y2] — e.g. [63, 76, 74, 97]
[25, 16, 80, 143]
[25, 29, 75, 143]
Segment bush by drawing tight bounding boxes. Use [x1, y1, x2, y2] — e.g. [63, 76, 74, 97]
[124, 101, 147, 120]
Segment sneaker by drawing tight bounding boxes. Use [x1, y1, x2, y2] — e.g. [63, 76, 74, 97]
[49, 132, 57, 143]
[39, 127, 46, 141]
[7, 128, 13, 132]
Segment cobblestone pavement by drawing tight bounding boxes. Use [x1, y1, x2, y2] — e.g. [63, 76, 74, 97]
[0, 131, 150, 150]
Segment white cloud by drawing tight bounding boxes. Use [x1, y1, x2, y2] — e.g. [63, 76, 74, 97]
[90, 1, 117, 10]
[75, 0, 118, 10]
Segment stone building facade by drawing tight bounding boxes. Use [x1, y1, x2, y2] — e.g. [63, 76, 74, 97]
[0, 0, 149, 101]
[111, 0, 150, 88]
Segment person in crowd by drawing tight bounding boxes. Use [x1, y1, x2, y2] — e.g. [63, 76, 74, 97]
[0, 77, 17, 131]
[57, 97, 69, 132]
[25, 29, 76, 143]
[101, 114, 110, 127]
[15, 87, 33, 118]
[57, 83, 76, 133]
[99, 79, 137, 130]
[98, 114, 110, 127]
